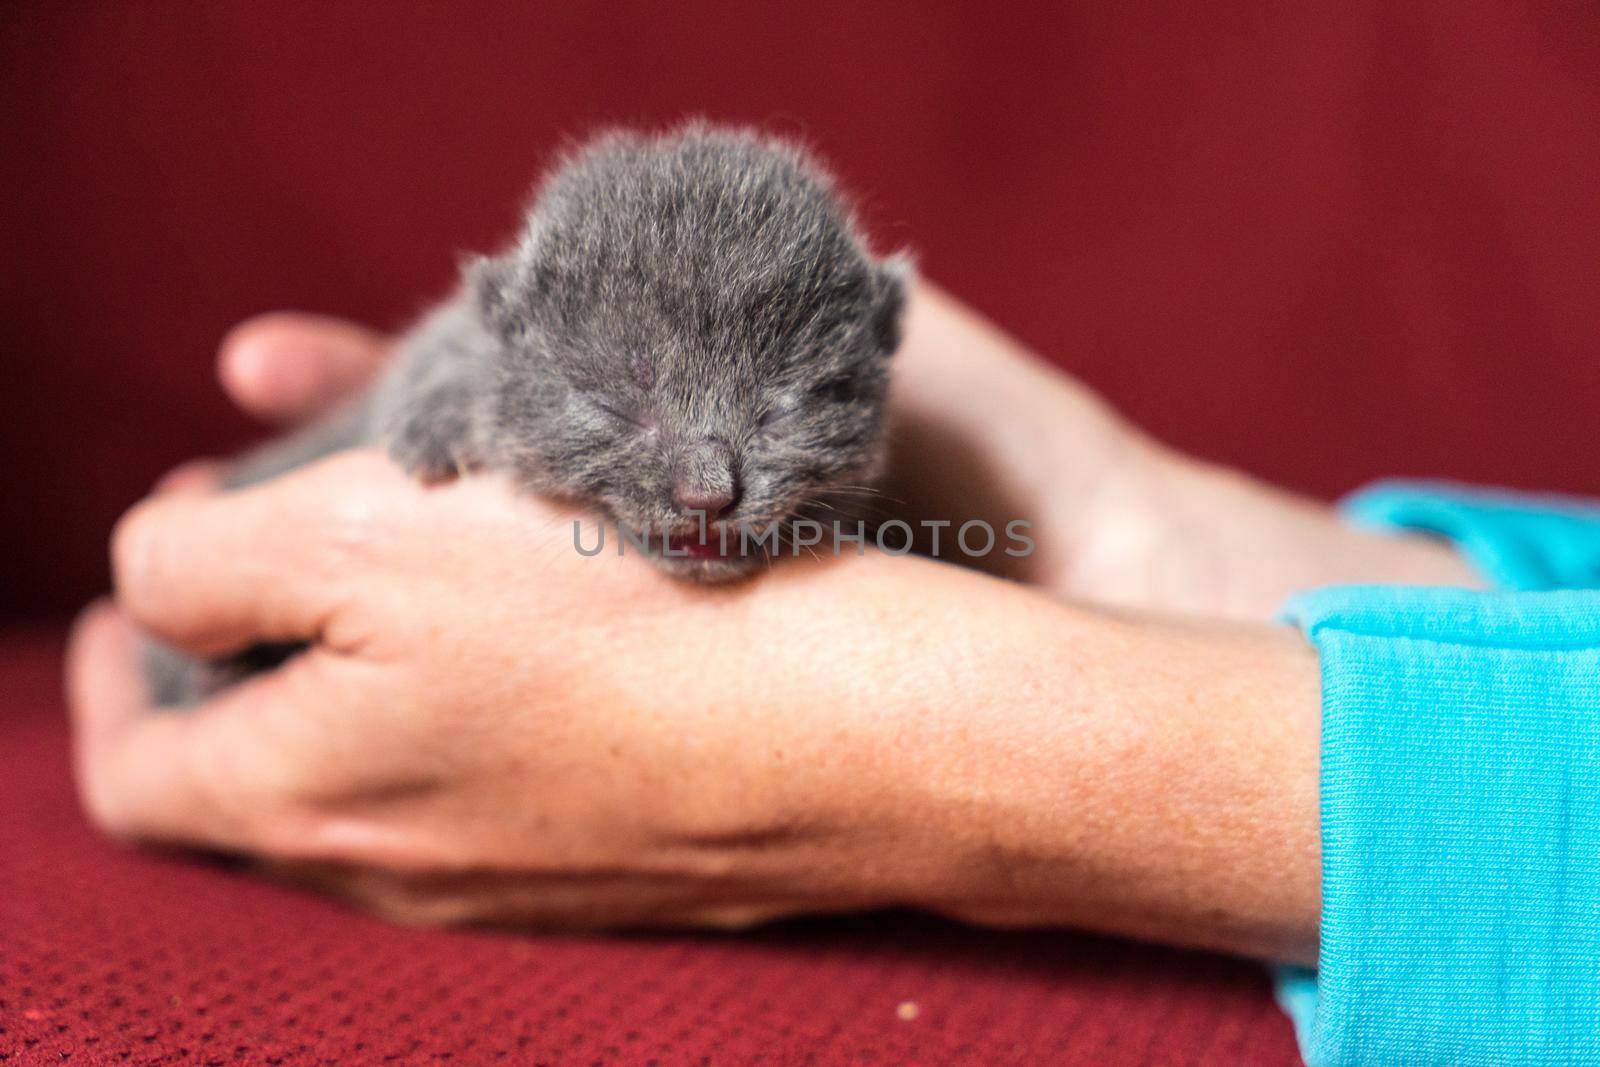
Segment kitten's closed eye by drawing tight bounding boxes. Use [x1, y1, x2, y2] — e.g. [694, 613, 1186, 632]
[810, 376, 858, 405]
[589, 395, 655, 431]
[758, 398, 802, 431]
[758, 377, 854, 432]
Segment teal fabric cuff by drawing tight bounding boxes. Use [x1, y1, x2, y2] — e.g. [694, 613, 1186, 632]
[1342, 479, 1600, 591]
[1281, 586, 1600, 1065]
[1276, 481, 1600, 1063]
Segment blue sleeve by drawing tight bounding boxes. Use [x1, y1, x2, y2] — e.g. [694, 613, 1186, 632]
[1342, 479, 1600, 590]
[1277, 482, 1600, 1065]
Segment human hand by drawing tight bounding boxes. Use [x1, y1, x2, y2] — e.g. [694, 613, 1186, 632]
[880, 285, 1482, 613]
[74, 455, 1323, 961]
[207, 286, 1478, 619]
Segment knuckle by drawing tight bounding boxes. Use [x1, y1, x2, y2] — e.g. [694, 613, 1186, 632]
[110, 500, 175, 620]
[296, 463, 408, 577]
[290, 509, 379, 590]
[310, 510, 386, 580]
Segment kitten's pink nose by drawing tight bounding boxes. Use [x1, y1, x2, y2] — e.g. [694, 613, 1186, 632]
[673, 440, 739, 517]
[673, 482, 737, 516]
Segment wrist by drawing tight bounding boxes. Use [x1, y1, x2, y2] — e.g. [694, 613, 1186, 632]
[1166, 460, 1483, 611]
[1065, 446, 1483, 619]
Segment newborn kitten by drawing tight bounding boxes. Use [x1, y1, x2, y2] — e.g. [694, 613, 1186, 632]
[144, 123, 908, 705]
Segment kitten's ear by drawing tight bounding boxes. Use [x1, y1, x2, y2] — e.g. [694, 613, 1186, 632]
[869, 253, 913, 355]
[467, 254, 516, 337]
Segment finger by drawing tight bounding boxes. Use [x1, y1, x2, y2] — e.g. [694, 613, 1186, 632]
[111, 453, 401, 655]
[66, 601, 349, 850]
[152, 458, 223, 495]
[66, 600, 147, 800]
[218, 312, 389, 426]
[66, 599, 236, 844]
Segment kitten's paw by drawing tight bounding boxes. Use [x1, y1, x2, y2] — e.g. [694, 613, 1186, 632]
[386, 416, 480, 485]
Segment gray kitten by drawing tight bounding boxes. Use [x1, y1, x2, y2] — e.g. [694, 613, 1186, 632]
[145, 123, 908, 705]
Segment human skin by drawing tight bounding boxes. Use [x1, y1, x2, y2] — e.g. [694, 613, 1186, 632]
[70, 282, 1476, 965]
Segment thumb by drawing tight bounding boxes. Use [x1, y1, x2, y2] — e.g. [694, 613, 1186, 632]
[218, 312, 390, 426]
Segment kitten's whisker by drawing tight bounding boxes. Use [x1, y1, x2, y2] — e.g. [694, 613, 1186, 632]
[828, 484, 905, 506]
[805, 498, 895, 524]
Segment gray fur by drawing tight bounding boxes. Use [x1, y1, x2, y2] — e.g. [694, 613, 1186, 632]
[144, 123, 907, 705]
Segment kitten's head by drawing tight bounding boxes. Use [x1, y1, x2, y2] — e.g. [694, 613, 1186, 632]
[475, 125, 907, 580]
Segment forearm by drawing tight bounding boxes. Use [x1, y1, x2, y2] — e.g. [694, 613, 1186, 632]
[698, 553, 1324, 962]
[891, 586, 1324, 963]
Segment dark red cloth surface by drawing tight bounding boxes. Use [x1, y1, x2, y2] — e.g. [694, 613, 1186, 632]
[3, 3, 1596, 1063]
[0, 630, 1300, 1064]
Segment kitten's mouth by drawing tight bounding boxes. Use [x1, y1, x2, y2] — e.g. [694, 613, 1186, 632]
[662, 527, 738, 560]
[603, 508, 797, 574]
[648, 518, 787, 567]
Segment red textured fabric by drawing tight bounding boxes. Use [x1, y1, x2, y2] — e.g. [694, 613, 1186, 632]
[3, 1, 1599, 619]
[0, 630, 1300, 1064]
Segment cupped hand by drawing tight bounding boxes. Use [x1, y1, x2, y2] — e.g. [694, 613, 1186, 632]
[88, 454, 1003, 930]
[72, 452, 1322, 959]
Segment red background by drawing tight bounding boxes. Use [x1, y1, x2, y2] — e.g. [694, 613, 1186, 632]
[4, 0, 1598, 620]
[2, 4, 1596, 1063]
